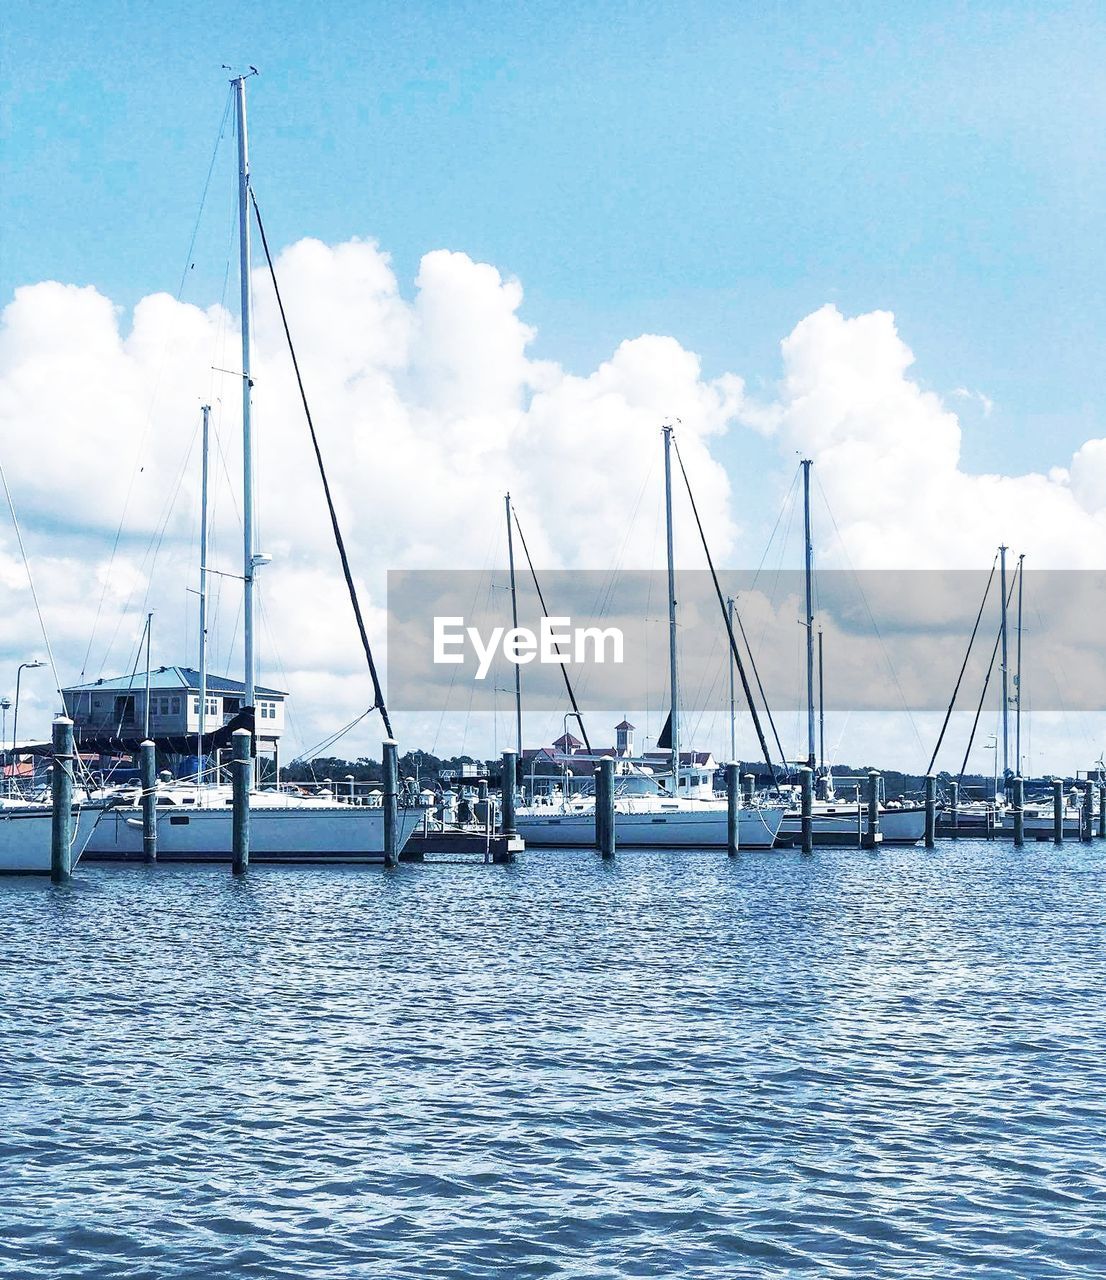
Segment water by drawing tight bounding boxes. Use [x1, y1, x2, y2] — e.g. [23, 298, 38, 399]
[1, 842, 1103, 1279]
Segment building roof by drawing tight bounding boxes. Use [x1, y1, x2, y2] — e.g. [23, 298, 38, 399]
[63, 665, 286, 697]
[615, 719, 635, 731]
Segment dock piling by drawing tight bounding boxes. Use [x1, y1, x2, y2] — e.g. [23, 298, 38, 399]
[949, 781, 959, 839]
[924, 774, 936, 849]
[799, 766, 814, 854]
[863, 770, 881, 850]
[1099, 782, 1105, 840]
[1081, 784, 1094, 843]
[231, 727, 250, 874]
[383, 739, 399, 868]
[596, 757, 615, 859]
[50, 716, 75, 884]
[1053, 778, 1063, 845]
[140, 739, 157, 863]
[726, 763, 739, 857]
[741, 773, 755, 806]
[1013, 776, 1024, 848]
[501, 750, 517, 836]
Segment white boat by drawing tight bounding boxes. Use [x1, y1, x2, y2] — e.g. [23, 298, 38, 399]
[72, 76, 416, 866]
[776, 799, 926, 847]
[516, 792, 785, 848]
[1023, 799, 1088, 841]
[0, 802, 100, 874]
[83, 784, 426, 863]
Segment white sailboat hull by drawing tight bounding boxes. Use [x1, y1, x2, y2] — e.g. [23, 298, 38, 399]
[777, 804, 927, 847]
[0, 804, 100, 874]
[516, 804, 785, 849]
[84, 801, 423, 863]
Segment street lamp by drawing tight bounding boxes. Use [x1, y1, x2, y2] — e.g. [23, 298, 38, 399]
[983, 734, 999, 804]
[12, 660, 47, 768]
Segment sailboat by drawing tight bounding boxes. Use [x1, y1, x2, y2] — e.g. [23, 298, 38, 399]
[514, 426, 786, 849]
[0, 795, 106, 874]
[83, 75, 421, 863]
[773, 460, 926, 847]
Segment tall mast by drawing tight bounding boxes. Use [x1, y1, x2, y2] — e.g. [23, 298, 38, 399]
[1015, 552, 1024, 776]
[143, 611, 153, 738]
[197, 404, 211, 773]
[663, 425, 680, 788]
[234, 73, 257, 713]
[802, 459, 815, 770]
[817, 626, 825, 778]
[999, 544, 1009, 781]
[727, 595, 736, 764]
[505, 492, 522, 758]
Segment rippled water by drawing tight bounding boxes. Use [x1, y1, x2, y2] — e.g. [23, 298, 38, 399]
[1, 841, 1104, 1278]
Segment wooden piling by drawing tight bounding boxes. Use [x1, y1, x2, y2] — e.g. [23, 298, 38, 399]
[140, 739, 157, 863]
[741, 773, 755, 806]
[596, 756, 615, 859]
[501, 749, 517, 836]
[382, 739, 399, 868]
[726, 763, 739, 857]
[1099, 782, 1105, 839]
[799, 766, 814, 854]
[1053, 778, 1063, 845]
[1082, 784, 1094, 843]
[50, 716, 75, 884]
[924, 774, 936, 849]
[863, 770, 881, 850]
[231, 727, 250, 875]
[1013, 776, 1024, 848]
[949, 781, 959, 840]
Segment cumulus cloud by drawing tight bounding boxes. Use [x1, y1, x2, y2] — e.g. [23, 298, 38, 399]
[741, 304, 1106, 570]
[1, 262, 1102, 769]
[0, 239, 738, 754]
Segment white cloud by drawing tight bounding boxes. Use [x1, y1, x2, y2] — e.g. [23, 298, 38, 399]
[1, 267, 1102, 770]
[741, 304, 1106, 570]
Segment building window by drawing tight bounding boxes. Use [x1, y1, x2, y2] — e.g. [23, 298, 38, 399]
[206, 697, 218, 717]
[170, 697, 180, 715]
[192, 697, 199, 713]
[114, 695, 135, 725]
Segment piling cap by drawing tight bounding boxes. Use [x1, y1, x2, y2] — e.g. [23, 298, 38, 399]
[51, 715, 73, 725]
[231, 727, 251, 738]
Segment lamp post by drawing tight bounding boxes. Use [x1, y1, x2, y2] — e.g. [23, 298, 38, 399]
[12, 660, 46, 768]
[984, 734, 998, 805]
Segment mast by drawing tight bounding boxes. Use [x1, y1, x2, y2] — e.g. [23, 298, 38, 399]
[143, 611, 153, 738]
[198, 404, 211, 774]
[999, 544, 1009, 782]
[1015, 553, 1024, 776]
[817, 626, 825, 779]
[727, 595, 736, 763]
[505, 493, 523, 758]
[234, 73, 257, 715]
[802, 459, 816, 770]
[663, 425, 680, 789]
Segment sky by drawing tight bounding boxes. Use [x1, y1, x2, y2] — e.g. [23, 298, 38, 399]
[2, 1, 1104, 773]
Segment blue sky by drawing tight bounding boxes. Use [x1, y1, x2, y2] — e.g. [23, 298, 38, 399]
[4, 0, 1105, 485]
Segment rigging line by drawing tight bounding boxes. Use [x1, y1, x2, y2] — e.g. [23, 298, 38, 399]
[0, 455, 64, 709]
[250, 189, 393, 739]
[813, 471, 925, 758]
[80, 89, 234, 680]
[751, 466, 801, 590]
[670, 437, 777, 782]
[732, 604, 788, 766]
[510, 505, 593, 753]
[958, 568, 1019, 784]
[925, 554, 998, 775]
